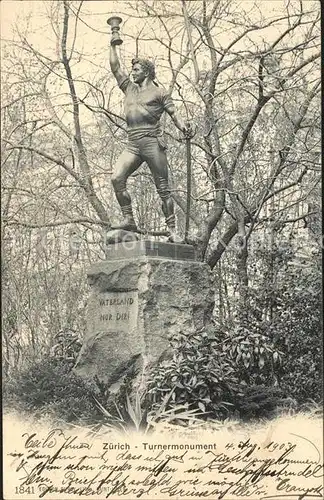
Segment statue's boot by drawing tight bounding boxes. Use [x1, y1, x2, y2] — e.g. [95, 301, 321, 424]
[112, 204, 138, 232]
[165, 214, 183, 243]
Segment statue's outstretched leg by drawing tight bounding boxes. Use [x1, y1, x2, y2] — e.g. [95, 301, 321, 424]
[111, 151, 142, 231]
[144, 140, 182, 242]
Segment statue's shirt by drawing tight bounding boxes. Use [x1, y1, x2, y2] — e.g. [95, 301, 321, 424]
[118, 76, 175, 137]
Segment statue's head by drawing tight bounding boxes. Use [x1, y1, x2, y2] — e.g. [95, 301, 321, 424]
[131, 57, 156, 84]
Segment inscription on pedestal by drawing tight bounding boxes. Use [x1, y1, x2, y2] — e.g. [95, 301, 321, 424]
[96, 290, 138, 333]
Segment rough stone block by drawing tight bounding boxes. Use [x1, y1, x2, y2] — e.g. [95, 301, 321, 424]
[74, 256, 214, 387]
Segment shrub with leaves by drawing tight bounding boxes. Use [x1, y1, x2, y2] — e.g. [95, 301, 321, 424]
[147, 329, 240, 419]
[226, 237, 321, 407]
[273, 260, 322, 404]
[50, 328, 82, 362]
[3, 356, 103, 423]
[223, 325, 284, 386]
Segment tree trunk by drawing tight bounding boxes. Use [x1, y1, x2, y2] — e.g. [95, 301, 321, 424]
[236, 239, 249, 325]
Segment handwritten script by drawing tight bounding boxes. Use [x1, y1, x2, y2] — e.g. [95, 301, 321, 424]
[5, 423, 323, 500]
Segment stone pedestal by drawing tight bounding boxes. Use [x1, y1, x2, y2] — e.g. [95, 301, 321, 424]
[74, 241, 214, 388]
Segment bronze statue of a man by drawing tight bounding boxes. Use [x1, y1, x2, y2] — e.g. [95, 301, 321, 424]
[109, 29, 191, 242]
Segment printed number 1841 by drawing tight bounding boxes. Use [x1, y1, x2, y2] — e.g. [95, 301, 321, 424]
[15, 486, 35, 494]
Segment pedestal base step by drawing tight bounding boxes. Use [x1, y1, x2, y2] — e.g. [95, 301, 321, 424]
[105, 239, 196, 261]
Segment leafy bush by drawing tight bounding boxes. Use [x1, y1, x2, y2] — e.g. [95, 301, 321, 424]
[145, 326, 293, 422]
[222, 325, 284, 386]
[147, 329, 241, 419]
[246, 247, 322, 405]
[275, 263, 322, 404]
[228, 239, 322, 407]
[50, 329, 82, 362]
[3, 357, 103, 423]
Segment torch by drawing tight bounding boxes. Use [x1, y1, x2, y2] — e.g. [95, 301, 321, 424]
[107, 16, 123, 46]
